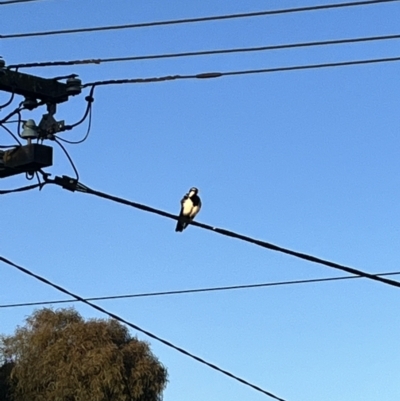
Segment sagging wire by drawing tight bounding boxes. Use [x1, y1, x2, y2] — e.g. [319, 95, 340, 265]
[2, 0, 399, 39]
[10, 33, 400, 70]
[2, 270, 400, 309]
[52, 137, 80, 180]
[0, 182, 44, 195]
[57, 85, 95, 144]
[40, 174, 400, 290]
[0, 123, 22, 145]
[0, 92, 15, 110]
[0, 0, 45, 5]
[0, 106, 23, 124]
[1, 99, 46, 125]
[0, 254, 287, 401]
[16, 109, 23, 139]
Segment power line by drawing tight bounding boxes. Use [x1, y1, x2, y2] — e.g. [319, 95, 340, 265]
[0, 255, 287, 401]
[2, 271, 400, 309]
[80, 55, 400, 88]
[0, 123, 22, 145]
[9, 33, 400, 69]
[1, 175, 399, 291]
[41, 175, 400, 290]
[0, 0, 44, 4]
[0, 182, 43, 195]
[1, 0, 398, 39]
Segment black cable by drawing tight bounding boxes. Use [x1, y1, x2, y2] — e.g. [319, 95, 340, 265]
[0, 255, 287, 401]
[0, 106, 23, 124]
[1, 120, 21, 124]
[0, 123, 22, 145]
[2, 270, 400, 309]
[57, 86, 95, 144]
[0, 0, 45, 4]
[0, 182, 43, 194]
[81, 55, 400, 88]
[43, 176, 400, 290]
[0, 92, 15, 109]
[57, 106, 92, 145]
[52, 138, 80, 180]
[16, 110, 22, 139]
[1, 0, 398, 39]
[10, 33, 400, 69]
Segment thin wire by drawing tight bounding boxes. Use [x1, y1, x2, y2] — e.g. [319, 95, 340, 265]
[0, 0, 45, 4]
[16, 110, 22, 139]
[0, 123, 22, 145]
[2, 270, 400, 309]
[1, 0, 399, 39]
[57, 106, 92, 145]
[0, 255, 287, 401]
[1, 120, 22, 124]
[0, 106, 23, 124]
[0, 182, 43, 194]
[10, 33, 400, 69]
[53, 138, 80, 180]
[81, 55, 400, 88]
[0, 93, 15, 109]
[57, 86, 95, 144]
[44, 177, 400, 290]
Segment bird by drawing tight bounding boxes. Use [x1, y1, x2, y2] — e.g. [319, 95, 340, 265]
[175, 187, 202, 232]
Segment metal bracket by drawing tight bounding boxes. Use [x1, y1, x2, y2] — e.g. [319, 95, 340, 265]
[53, 175, 78, 192]
[0, 144, 53, 178]
[38, 103, 65, 138]
[0, 69, 73, 104]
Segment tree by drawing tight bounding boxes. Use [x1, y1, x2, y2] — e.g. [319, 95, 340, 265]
[0, 361, 14, 401]
[0, 308, 167, 401]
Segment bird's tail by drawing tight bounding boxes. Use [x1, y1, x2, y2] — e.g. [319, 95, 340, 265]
[175, 221, 185, 232]
[175, 217, 190, 232]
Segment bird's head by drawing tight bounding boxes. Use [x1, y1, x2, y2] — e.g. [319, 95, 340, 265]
[188, 187, 199, 195]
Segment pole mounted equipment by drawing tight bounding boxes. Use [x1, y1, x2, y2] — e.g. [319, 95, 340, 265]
[0, 64, 81, 104]
[0, 59, 83, 179]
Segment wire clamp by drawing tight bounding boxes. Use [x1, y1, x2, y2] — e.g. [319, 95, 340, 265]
[38, 103, 65, 139]
[53, 175, 78, 192]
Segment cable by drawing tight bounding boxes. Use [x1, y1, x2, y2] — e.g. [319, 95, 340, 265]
[0, 123, 22, 145]
[0, 182, 43, 194]
[57, 86, 95, 144]
[1, 0, 398, 39]
[52, 138, 80, 180]
[2, 270, 400, 309]
[0, 93, 15, 109]
[42, 175, 400, 290]
[0, 0, 45, 4]
[10, 33, 400, 69]
[0, 255, 287, 401]
[0, 106, 23, 124]
[16, 110, 22, 139]
[57, 106, 92, 145]
[81, 55, 400, 88]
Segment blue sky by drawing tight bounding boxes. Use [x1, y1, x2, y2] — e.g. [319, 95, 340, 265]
[1, 1, 400, 400]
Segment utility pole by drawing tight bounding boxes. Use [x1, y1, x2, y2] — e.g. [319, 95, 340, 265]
[0, 59, 82, 179]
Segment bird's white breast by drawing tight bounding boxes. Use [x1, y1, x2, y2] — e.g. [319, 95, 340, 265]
[182, 199, 194, 216]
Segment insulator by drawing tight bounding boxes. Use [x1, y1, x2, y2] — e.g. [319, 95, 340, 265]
[22, 98, 38, 110]
[66, 77, 82, 96]
[21, 119, 39, 139]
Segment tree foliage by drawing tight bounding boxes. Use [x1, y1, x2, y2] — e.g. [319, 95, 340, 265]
[0, 308, 167, 401]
